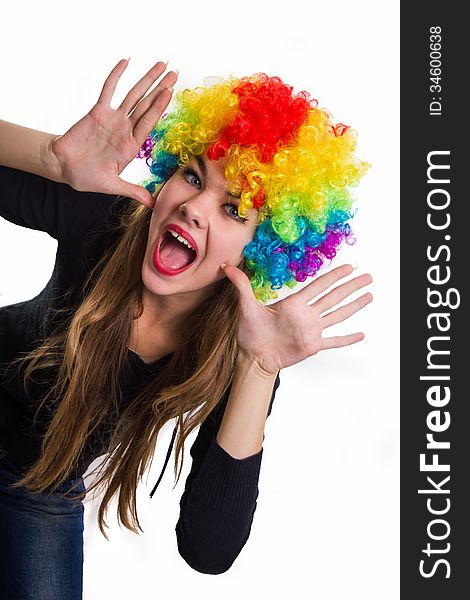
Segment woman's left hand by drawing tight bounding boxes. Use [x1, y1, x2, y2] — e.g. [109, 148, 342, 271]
[222, 263, 373, 376]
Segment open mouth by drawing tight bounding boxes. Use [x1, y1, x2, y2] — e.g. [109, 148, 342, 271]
[153, 229, 198, 275]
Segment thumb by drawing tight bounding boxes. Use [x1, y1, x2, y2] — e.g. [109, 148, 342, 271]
[221, 264, 257, 312]
[113, 178, 156, 210]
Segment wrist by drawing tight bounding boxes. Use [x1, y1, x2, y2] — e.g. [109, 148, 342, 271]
[0, 120, 62, 180]
[41, 135, 65, 183]
[236, 347, 278, 381]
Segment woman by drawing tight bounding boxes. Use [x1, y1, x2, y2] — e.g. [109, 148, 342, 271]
[0, 59, 372, 597]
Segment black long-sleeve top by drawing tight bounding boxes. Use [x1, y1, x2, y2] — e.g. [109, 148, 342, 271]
[0, 165, 281, 574]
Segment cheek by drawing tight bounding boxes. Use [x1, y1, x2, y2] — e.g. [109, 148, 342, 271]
[146, 213, 159, 247]
[209, 231, 251, 262]
[153, 179, 183, 213]
[147, 186, 178, 234]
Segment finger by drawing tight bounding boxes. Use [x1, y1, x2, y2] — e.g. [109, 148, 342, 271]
[321, 292, 373, 329]
[111, 178, 156, 209]
[133, 88, 174, 146]
[119, 61, 169, 116]
[129, 70, 178, 127]
[315, 273, 373, 313]
[296, 264, 354, 304]
[97, 58, 129, 105]
[221, 265, 259, 313]
[321, 331, 365, 350]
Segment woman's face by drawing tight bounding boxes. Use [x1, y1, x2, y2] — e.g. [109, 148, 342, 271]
[141, 152, 258, 300]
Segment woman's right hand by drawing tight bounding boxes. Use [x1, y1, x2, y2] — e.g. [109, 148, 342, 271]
[49, 59, 178, 208]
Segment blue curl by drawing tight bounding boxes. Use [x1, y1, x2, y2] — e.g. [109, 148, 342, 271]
[148, 150, 179, 185]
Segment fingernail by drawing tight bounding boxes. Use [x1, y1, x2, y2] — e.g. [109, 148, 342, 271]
[127, 57, 131, 63]
[166, 87, 174, 94]
[351, 263, 359, 270]
[220, 263, 227, 270]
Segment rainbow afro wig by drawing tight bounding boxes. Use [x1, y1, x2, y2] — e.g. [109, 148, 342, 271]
[138, 73, 369, 302]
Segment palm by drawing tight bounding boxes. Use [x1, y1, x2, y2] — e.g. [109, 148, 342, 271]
[225, 264, 373, 376]
[237, 298, 323, 374]
[53, 104, 138, 191]
[51, 59, 178, 208]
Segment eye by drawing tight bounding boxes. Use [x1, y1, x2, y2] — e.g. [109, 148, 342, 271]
[224, 203, 248, 223]
[182, 167, 201, 188]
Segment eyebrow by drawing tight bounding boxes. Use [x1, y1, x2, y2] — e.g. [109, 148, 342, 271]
[195, 155, 207, 177]
[195, 154, 241, 200]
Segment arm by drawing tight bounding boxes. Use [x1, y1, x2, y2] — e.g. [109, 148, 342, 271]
[179, 259, 372, 574]
[216, 350, 278, 458]
[0, 164, 125, 249]
[175, 360, 280, 574]
[1, 59, 177, 208]
[0, 120, 63, 182]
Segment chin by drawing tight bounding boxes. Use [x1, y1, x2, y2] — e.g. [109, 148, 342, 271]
[140, 258, 221, 298]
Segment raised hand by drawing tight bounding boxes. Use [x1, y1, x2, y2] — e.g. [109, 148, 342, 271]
[49, 59, 178, 208]
[222, 263, 373, 376]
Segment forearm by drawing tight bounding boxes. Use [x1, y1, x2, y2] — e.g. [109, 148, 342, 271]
[0, 120, 63, 182]
[216, 349, 278, 459]
[176, 358, 279, 573]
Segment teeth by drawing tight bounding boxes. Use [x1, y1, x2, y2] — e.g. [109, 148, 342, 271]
[168, 229, 194, 251]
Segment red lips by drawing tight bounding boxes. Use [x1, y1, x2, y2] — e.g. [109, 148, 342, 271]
[152, 223, 199, 276]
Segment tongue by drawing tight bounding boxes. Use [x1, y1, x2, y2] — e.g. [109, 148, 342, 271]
[159, 236, 195, 270]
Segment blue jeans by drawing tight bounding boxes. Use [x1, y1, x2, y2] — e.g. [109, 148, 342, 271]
[0, 452, 85, 600]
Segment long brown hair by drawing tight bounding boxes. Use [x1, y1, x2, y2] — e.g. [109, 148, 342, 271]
[10, 191, 250, 538]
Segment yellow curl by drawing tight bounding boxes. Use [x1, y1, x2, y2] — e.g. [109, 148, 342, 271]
[152, 76, 369, 242]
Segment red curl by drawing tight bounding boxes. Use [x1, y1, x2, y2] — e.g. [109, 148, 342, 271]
[332, 123, 350, 136]
[213, 74, 312, 164]
[252, 188, 266, 208]
[207, 142, 228, 160]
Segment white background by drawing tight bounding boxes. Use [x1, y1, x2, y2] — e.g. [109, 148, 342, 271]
[0, 1, 399, 598]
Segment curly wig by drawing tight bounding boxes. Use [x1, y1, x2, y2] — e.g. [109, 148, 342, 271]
[138, 73, 369, 302]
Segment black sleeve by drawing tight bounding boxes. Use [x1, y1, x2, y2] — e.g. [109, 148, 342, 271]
[175, 371, 281, 574]
[0, 165, 123, 251]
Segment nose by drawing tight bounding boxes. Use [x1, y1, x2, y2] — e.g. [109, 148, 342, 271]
[178, 198, 209, 229]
